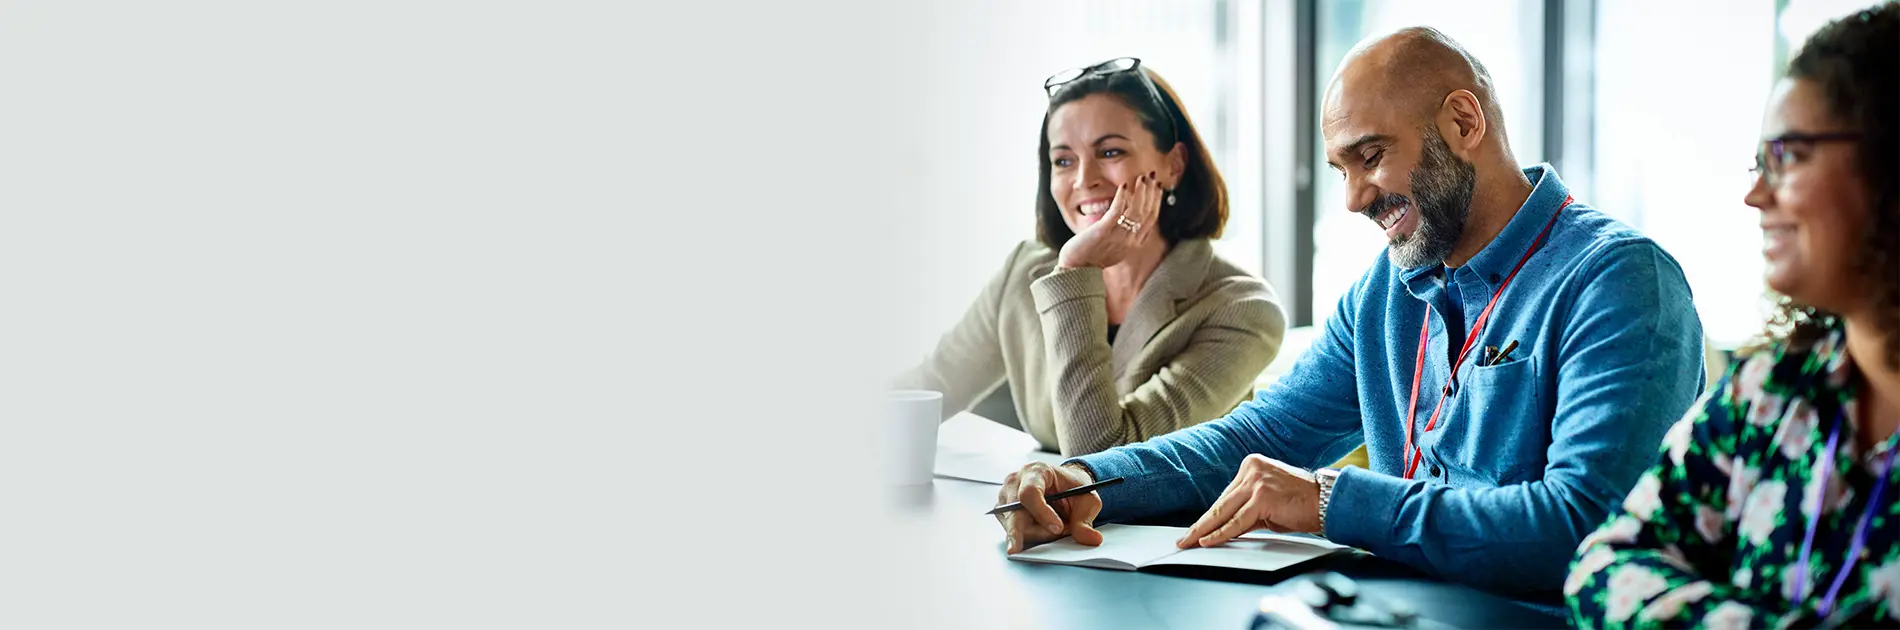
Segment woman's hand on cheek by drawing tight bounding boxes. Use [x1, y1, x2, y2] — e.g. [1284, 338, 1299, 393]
[1057, 172, 1161, 269]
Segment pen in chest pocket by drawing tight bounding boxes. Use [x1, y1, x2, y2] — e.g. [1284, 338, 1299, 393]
[1492, 340, 1519, 365]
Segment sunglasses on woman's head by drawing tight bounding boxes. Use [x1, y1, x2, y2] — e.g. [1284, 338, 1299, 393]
[1044, 57, 1144, 96]
[1043, 57, 1179, 143]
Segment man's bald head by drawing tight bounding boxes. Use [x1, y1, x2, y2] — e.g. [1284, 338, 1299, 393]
[1320, 27, 1524, 270]
[1324, 26, 1508, 146]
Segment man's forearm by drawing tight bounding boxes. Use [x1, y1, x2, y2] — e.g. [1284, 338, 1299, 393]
[1067, 407, 1280, 523]
[1326, 467, 1606, 594]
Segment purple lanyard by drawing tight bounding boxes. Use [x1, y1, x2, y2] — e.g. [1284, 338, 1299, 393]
[1792, 408, 1898, 617]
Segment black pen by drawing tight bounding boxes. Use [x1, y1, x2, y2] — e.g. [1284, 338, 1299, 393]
[1493, 340, 1519, 364]
[985, 476, 1125, 515]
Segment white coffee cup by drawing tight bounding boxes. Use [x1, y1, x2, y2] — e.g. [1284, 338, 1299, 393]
[887, 390, 943, 486]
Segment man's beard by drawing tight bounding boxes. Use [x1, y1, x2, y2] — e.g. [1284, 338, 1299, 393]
[1363, 127, 1477, 268]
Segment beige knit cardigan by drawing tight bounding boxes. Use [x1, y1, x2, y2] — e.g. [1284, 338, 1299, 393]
[898, 238, 1285, 456]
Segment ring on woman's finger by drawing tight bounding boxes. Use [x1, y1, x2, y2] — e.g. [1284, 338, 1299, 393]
[1116, 216, 1140, 232]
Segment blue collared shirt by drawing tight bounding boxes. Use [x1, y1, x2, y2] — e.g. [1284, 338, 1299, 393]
[1071, 165, 1705, 594]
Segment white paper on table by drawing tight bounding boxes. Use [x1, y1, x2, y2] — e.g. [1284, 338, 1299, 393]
[933, 413, 1062, 484]
[935, 412, 1040, 452]
[934, 451, 1065, 484]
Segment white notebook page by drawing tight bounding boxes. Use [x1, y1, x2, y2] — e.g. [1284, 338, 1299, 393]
[1010, 526, 1349, 572]
[1146, 534, 1344, 572]
[1006, 524, 1187, 570]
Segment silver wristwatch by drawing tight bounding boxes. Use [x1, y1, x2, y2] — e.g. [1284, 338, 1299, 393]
[1315, 468, 1341, 534]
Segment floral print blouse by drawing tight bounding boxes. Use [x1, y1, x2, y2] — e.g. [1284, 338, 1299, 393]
[1565, 325, 1900, 628]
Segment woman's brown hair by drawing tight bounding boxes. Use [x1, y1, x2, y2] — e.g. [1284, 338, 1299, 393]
[1035, 66, 1228, 250]
[1757, 3, 1900, 371]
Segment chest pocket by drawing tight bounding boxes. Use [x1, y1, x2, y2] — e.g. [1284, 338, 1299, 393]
[1432, 357, 1548, 485]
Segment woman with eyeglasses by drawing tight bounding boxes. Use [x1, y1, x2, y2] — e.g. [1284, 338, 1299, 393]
[895, 59, 1285, 457]
[1565, 4, 1900, 627]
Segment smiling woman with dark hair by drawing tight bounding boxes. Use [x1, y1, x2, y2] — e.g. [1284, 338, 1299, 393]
[1566, 3, 1900, 627]
[896, 58, 1285, 457]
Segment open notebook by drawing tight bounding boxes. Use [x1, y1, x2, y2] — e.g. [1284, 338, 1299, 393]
[1008, 524, 1350, 573]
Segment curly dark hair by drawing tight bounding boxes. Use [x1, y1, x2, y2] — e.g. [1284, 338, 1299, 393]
[1759, 2, 1900, 371]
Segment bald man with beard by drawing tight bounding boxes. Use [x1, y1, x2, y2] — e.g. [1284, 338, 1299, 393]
[988, 27, 1706, 594]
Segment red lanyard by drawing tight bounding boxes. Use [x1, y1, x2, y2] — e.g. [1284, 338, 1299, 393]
[1401, 196, 1572, 480]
